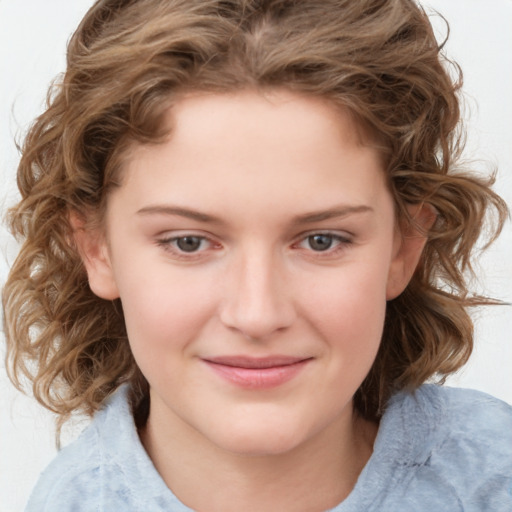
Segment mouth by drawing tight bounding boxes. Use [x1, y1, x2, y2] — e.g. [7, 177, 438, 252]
[201, 356, 312, 389]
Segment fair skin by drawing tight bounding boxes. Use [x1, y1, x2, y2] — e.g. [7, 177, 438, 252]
[76, 90, 430, 511]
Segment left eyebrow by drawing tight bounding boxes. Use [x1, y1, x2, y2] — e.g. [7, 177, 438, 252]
[291, 204, 374, 224]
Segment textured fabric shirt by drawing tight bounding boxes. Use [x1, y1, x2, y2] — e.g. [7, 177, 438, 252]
[25, 384, 512, 511]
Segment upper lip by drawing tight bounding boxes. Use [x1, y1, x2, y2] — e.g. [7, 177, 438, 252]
[202, 356, 312, 369]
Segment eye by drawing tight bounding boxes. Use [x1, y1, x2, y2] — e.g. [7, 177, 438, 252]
[306, 234, 336, 252]
[295, 232, 352, 254]
[157, 234, 215, 255]
[174, 235, 205, 253]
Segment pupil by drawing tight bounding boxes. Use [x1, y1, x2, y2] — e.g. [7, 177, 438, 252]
[309, 234, 332, 251]
[177, 236, 201, 252]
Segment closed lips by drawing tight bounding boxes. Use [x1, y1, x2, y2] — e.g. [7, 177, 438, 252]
[202, 356, 313, 389]
[202, 356, 312, 369]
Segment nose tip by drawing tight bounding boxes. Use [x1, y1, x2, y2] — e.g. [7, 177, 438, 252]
[219, 257, 295, 341]
[221, 304, 293, 341]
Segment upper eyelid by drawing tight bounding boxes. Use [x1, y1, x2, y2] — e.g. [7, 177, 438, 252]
[291, 233, 352, 254]
[156, 235, 218, 259]
[155, 230, 353, 243]
[158, 233, 208, 241]
[155, 227, 211, 237]
[293, 230, 353, 242]
[156, 232, 210, 244]
[155, 230, 219, 244]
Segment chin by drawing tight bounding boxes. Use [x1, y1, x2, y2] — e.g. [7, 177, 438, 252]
[206, 415, 314, 457]
[219, 434, 304, 457]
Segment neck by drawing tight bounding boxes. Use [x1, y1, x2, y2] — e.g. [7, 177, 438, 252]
[139, 401, 377, 512]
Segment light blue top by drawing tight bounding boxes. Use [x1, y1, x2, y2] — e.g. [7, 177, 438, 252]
[25, 384, 512, 511]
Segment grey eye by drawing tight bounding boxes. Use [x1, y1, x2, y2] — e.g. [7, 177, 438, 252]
[176, 236, 203, 252]
[307, 234, 334, 251]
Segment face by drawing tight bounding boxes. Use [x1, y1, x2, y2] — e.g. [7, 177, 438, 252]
[82, 90, 425, 456]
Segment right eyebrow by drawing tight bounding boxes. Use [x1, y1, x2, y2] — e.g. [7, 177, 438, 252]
[136, 205, 224, 224]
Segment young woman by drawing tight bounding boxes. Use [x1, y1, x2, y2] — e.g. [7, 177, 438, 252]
[3, 1, 511, 510]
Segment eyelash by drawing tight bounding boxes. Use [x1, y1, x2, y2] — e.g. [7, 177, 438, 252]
[293, 232, 353, 257]
[156, 231, 353, 259]
[156, 234, 219, 260]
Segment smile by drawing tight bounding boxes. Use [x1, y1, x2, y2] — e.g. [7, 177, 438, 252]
[202, 356, 312, 389]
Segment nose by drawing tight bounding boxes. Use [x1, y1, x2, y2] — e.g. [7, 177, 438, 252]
[219, 250, 296, 341]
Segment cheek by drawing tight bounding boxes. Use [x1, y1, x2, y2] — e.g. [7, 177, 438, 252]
[302, 260, 390, 355]
[114, 263, 217, 360]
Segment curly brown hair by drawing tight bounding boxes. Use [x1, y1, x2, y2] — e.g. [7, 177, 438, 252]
[3, 0, 508, 430]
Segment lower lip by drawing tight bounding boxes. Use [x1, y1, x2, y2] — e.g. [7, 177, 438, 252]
[203, 360, 311, 389]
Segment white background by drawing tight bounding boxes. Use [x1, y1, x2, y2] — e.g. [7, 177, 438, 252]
[1, 1, 511, 510]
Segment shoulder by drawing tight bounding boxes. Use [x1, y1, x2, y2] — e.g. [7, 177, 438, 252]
[410, 385, 512, 459]
[439, 385, 512, 435]
[381, 385, 512, 511]
[394, 384, 512, 435]
[24, 420, 102, 511]
[428, 386, 512, 478]
[25, 386, 138, 512]
[24, 385, 181, 512]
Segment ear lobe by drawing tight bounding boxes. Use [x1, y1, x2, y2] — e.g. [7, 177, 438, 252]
[70, 213, 120, 300]
[386, 203, 436, 300]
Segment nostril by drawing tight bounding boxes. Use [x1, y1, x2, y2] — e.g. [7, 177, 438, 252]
[219, 294, 296, 341]
[218, 256, 296, 339]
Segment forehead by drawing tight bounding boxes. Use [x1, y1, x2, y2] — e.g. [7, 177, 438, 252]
[162, 89, 382, 161]
[111, 90, 390, 223]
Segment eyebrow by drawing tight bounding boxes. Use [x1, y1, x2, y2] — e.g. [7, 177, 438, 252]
[136, 205, 224, 224]
[136, 203, 373, 225]
[291, 204, 374, 224]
